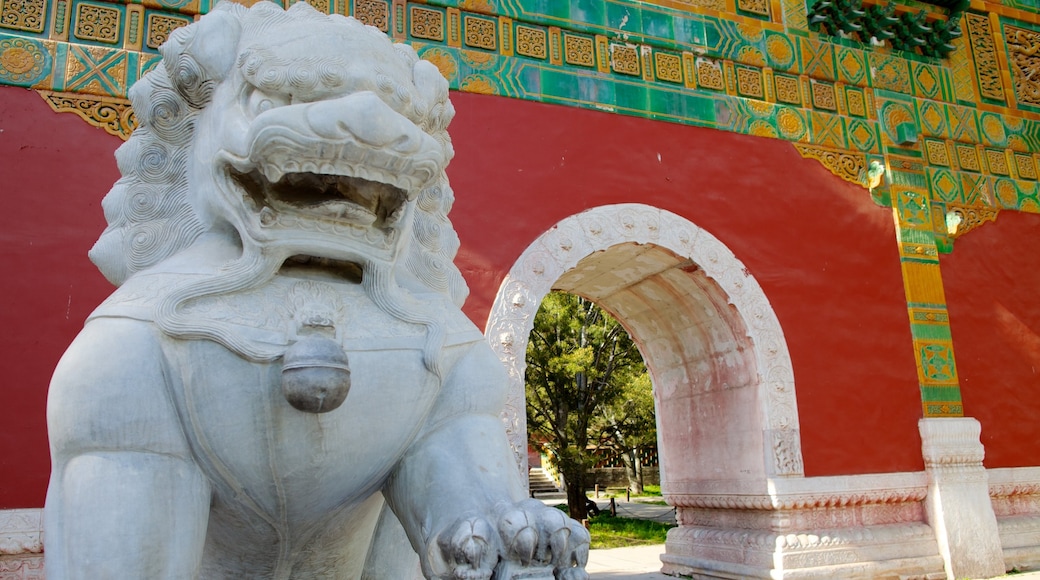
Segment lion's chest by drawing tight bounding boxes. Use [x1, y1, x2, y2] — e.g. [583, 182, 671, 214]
[161, 279, 443, 522]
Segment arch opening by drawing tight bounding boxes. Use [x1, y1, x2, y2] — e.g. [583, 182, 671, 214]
[485, 204, 803, 509]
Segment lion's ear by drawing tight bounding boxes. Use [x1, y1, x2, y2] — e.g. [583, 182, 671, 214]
[160, 5, 243, 108]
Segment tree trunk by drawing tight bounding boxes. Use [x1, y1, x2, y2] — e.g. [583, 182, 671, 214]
[565, 469, 588, 521]
[620, 450, 644, 495]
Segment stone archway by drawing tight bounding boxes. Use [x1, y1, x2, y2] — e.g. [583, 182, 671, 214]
[484, 203, 803, 495]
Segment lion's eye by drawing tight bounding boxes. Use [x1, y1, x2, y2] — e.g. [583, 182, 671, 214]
[247, 88, 288, 116]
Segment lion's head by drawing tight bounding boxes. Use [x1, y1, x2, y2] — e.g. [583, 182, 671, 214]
[90, 0, 467, 309]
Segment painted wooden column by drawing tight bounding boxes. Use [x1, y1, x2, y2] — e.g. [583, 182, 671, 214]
[885, 149, 1006, 580]
[887, 157, 964, 419]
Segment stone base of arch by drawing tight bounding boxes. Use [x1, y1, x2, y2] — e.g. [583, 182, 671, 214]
[659, 473, 947, 580]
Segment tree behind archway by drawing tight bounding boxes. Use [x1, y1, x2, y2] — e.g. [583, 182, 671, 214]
[525, 291, 652, 520]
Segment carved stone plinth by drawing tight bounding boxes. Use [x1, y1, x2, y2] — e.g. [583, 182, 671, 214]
[990, 467, 1040, 572]
[0, 509, 44, 580]
[920, 417, 1005, 580]
[660, 474, 946, 579]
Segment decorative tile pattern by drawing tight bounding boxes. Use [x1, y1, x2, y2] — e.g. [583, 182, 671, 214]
[563, 32, 593, 67]
[0, 34, 49, 85]
[795, 143, 865, 185]
[145, 13, 189, 50]
[1005, 25, 1040, 108]
[918, 100, 948, 139]
[986, 149, 1010, 175]
[870, 53, 911, 95]
[1015, 153, 1037, 180]
[610, 43, 638, 76]
[463, 14, 496, 50]
[836, 47, 865, 85]
[965, 13, 1005, 103]
[798, 37, 835, 82]
[929, 168, 961, 202]
[1, 0, 46, 33]
[846, 119, 877, 153]
[514, 24, 545, 59]
[776, 107, 806, 141]
[947, 104, 979, 143]
[957, 145, 982, 172]
[774, 73, 799, 105]
[64, 43, 125, 95]
[654, 50, 681, 84]
[926, 140, 950, 167]
[355, 0, 388, 32]
[911, 62, 941, 101]
[846, 87, 865, 118]
[39, 88, 133, 137]
[810, 110, 845, 149]
[811, 80, 836, 111]
[736, 0, 768, 17]
[765, 32, 795, 72]
[961, 172, 989, 204]
[696, 56, 723, 91]
[73, 2, 120, 44]
[735, 64, 762, 99]
[410, 6, 444, 41]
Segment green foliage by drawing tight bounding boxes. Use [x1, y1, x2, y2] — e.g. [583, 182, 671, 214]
[525, 292, 654, 518]
[641, 485, 662, 496]
[587, 515, 674, 549]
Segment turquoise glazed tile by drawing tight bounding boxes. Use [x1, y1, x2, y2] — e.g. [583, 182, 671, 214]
[540, 68, 581, 101]
[677, 14, 706, 49]
[648, 85, 684, 119]
[683, 93, 717, 126]
[606, 2, 641, 39]
[641, 7, 675, 43]
[615, 79, 648, 112]
[571, 0, 605, 29]
[577, 74, 615, 105]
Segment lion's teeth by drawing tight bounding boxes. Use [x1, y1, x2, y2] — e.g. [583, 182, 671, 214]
[263, 165, 283, 183]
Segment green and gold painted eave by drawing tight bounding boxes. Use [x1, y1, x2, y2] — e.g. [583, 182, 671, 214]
[3, 0, 1039, 418]
[5, 0, 1040, 235]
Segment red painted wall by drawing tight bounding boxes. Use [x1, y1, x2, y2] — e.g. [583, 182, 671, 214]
[447, 92, 924, 478]
[941, 210, 1040, 469]
[0, 86, 929, 508]
[0, 87, 120, 508]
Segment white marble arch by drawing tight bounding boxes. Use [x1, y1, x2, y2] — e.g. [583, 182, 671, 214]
[484, 203, 804, 492]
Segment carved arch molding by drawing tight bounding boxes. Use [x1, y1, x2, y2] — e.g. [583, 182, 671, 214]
[484, 204, 804, 489]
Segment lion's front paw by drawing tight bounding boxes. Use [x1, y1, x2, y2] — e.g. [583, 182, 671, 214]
[424, 500, 590, 580]
[495, 499, 590, 580]
[425, 516, 500, 580]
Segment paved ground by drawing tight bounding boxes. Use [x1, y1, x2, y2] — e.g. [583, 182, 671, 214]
[586, 543, 1040, 580]
[576, 499, 1040, 580]
[586, 544, 671, 579]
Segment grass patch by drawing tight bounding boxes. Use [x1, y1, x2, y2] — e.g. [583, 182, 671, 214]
[587, 514, 674, 549]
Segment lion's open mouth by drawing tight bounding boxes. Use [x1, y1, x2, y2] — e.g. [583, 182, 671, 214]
[234, 169, 408, 228]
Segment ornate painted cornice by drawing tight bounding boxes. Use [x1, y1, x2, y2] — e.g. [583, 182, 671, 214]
[38, 89, 134, 138]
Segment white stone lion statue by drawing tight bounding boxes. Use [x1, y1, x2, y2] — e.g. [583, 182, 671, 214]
[43, 3, 589, 578]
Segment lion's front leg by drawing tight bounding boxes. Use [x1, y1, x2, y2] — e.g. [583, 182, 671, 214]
[45, 451, 210, 579]
[384, 414, 589, 580]
[44, 318, 211, 579]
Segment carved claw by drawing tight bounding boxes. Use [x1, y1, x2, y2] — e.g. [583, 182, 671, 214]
[427, 517, 499, 580]
[494, 499, 591, 579]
